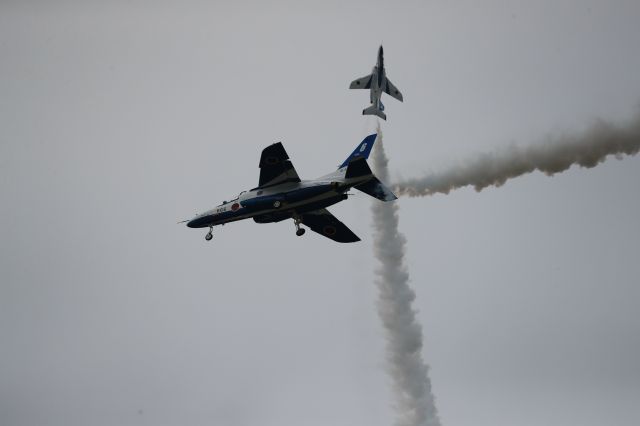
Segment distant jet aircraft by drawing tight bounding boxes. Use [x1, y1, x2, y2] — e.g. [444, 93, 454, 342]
[184, 134, 396, 243]
[350, 45, 403, 120]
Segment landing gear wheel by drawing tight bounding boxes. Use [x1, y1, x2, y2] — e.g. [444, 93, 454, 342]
[205, 226, 213, 241]
[293, 214, 305, 237]
[273, 200, 282, 208]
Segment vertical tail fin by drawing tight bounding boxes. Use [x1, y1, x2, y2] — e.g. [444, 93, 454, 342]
[339, 134, 397, 202]
[338, 134, 377, 169]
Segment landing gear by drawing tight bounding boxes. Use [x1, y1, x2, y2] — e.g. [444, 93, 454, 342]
[293, 215, 305, 237]
[205, 226, 213, 241]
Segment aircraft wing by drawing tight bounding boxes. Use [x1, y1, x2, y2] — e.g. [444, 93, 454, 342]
[349, 74, 373, 90]
[300, 209, 360, 243]
[258, 142, 301, 188]
[383, 78, 403, 102]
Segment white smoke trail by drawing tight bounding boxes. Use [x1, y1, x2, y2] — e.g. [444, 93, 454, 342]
[394, 114, 640, 196]
[371, 127, 441, 426]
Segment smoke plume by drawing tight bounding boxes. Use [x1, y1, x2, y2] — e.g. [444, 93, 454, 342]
[394, 114, 640, 197]
[371, 127, 441, 426]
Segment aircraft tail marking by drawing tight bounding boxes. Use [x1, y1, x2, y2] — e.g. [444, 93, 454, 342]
[338, 134, 377, 169]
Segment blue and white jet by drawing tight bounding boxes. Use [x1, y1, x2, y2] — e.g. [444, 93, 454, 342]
[350, 45, 404, 120]
[185, 134, 396, 243]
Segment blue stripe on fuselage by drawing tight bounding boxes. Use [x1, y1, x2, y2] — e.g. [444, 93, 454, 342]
[188, 184, 339, 228]
[187, 208, 247, 228]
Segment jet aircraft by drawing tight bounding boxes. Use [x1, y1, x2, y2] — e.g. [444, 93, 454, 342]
[184, 134, 396, 243]
[350, 45, 403, 120]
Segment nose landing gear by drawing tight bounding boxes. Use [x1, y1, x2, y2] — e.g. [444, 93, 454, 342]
[293, 215, 306, 237]
[205, 226, 213, 241]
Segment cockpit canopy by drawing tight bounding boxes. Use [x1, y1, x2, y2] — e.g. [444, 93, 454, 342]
[219, 191, 247, 207]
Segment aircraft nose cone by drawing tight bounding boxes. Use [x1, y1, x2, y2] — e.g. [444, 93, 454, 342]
[187, 215, 211, 228]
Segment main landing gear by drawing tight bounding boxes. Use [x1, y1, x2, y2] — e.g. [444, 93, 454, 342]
[205, 226, 213, 241]
[293, 215, 306, 237]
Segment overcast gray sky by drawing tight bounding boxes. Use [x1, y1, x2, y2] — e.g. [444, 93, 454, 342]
[1, 1, 639, 426]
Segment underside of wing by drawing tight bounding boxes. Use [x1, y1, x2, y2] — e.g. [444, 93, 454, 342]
[383, 78, 404, 102]
[258, 142, 301, 188]
[349, 74, 373, 90]
[300, 209, 360, 243]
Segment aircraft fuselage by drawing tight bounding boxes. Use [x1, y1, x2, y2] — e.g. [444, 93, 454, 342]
[369, 46, 386, 108]
[186, 171, 368, 229]
[185, 133, 396, 242]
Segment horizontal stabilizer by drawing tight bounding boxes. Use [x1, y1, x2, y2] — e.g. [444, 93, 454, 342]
[345, 157, 372, 179]
[363, 105, 386, 120]
[355, 177, 397, 201]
